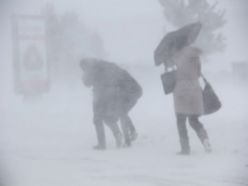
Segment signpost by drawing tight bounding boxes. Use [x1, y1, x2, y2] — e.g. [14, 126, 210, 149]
[12, 15, 49, 98]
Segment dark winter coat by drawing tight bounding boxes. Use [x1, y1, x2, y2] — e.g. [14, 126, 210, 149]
[81, 59, 142, 123]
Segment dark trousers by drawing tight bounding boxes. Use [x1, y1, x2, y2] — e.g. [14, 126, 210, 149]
[120, 114, 136, 146]
[93, 116, 121, 148]
[176, 114, 209, 152]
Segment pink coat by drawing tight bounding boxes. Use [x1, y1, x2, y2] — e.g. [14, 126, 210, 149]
[173, 46, 204, 115]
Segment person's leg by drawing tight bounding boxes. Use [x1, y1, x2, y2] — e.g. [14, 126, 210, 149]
[176, 113, 190, 154]
[121, 98, 138, 141]
[93, 116, 106, 150]
[119, 115, 132, 147]
[123, 114, 138, 141]
[188, 115, 211, 152]
[125, 115, 136, 133]
[105, 120, 123, 148]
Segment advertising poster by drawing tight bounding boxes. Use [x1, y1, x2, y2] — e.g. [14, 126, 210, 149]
[12, 15, 49, 96]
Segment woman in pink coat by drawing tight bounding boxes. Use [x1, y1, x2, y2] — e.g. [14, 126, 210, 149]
[172, 46, 211, 155]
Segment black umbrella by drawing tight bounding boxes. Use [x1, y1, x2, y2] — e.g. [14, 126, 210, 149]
[154, 22, 202, 67]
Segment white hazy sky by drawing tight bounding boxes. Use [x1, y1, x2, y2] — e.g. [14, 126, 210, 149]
[1, 0, 248, 66]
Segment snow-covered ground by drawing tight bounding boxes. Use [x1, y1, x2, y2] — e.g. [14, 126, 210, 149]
[0, 69, 248, 186]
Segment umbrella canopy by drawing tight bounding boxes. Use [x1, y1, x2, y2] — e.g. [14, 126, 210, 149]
[154, 22, 202, 67]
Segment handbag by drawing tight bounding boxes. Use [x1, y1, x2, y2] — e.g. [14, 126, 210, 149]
[201, 75, 222, 115]
[160, 66, 177, 95]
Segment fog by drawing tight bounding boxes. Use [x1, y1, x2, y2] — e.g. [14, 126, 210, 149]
[0, 0, 248, 186]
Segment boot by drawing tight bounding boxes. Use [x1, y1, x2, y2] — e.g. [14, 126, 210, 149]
[203, 139, 212, 153]
[178, 135, 190, 155]
[198, 129, 212, 153]
[94, 122, 106, 150]
[177, 149, 190, 155]
[93, 144, 106, 150]
[177, 140, 190, 155]
[115, 132, 123, 148]
[120, 118, 131, 147]
[130, 131, 138, 141]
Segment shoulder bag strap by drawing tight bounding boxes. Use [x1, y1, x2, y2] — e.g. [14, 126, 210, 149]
[200, 74, 212, 87]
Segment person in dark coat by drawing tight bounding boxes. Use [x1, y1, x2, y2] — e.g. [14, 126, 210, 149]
[80, 58, 142, 150]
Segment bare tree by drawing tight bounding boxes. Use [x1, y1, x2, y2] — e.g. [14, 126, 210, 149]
[159, 0, 226, 55]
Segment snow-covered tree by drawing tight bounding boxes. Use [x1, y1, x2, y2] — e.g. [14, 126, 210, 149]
[159, 0, 226, 55]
